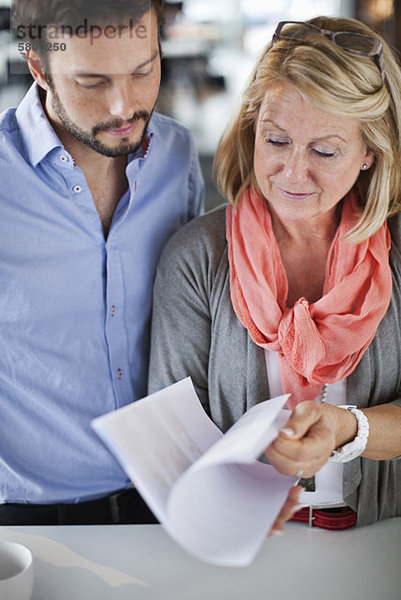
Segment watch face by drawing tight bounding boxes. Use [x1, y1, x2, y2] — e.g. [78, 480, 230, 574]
[298, 476, 316, 491]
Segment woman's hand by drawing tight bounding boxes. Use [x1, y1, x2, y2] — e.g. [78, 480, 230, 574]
[264, 401, 358, 478]
[268, 484, 303, 536]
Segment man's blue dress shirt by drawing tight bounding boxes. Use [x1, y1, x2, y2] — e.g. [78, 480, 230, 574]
[0, 84, 204, 503]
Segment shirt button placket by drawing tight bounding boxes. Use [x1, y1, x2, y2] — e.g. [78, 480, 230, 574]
[105, 244, 132, 407]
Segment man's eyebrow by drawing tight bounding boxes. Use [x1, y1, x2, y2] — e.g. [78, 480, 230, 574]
[73, 50, 159, 78]
[133, 49, 159, 72]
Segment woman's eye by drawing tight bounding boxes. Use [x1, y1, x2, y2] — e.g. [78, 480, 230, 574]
[267, 138, 288, 146]
[313, 149, 337, 158]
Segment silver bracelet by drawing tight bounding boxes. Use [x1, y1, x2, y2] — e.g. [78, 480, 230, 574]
[329, 405, 369, 463]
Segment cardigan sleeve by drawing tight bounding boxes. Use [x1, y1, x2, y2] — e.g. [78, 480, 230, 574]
[344, 213, 401, 523]
[148, 207, 228, 416]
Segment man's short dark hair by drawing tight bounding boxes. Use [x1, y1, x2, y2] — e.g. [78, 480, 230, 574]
[11, 0, 164, 54]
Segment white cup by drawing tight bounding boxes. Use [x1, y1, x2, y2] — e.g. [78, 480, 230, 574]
[0, 541, 34, 600]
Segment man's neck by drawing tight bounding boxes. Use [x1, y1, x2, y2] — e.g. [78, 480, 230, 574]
[71, 145, 129, 236]
[50, 119, 128, 235]
[40, 87, 129, 234]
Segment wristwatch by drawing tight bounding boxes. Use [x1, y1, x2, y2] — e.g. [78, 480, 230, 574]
[329, 405, 369, 463]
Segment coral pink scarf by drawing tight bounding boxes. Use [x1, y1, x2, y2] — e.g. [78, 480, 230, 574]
[226, 187, 392, 409]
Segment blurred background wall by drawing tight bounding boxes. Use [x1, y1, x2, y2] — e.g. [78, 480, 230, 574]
[0, 0, 399, 210]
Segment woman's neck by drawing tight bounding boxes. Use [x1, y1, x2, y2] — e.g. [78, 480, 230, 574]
[268, 203, 341, 247]
[268, 203, 342, 307]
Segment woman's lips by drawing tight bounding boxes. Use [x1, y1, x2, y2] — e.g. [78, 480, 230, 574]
[278, 187, 314, 200]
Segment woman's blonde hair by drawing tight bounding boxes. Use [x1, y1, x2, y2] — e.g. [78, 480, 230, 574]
[214, 16, 401, 242]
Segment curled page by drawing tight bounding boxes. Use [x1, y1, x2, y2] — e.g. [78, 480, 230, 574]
[92, 378, 296, 567]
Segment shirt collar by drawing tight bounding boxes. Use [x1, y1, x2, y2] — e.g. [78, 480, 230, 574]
[129, 117, 155, 162]
[15, 83, 64, 167]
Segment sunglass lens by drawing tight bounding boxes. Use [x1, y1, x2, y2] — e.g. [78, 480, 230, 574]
[334, 32, 376, 54]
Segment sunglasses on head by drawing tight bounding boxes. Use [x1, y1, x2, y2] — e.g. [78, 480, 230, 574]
[272, 20, 385, 87]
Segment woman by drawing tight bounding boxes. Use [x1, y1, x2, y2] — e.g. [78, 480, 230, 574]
[148, 17, 401, 530]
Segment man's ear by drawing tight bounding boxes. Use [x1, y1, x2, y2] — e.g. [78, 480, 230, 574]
[26, 50, 50, 91]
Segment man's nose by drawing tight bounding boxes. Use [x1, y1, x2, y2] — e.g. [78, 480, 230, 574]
[108, 82, 136, 121]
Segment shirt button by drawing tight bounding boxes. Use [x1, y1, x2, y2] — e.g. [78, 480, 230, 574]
[72, 185, 82, 194]
[117, 368, 123, 380]
[60, 154, 69, 163]
[111, 306, 116, 317]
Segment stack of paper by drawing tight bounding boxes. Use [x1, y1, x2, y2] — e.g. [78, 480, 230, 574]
[92, 378, 296, 567]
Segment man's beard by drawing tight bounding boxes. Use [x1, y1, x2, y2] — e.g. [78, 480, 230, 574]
[47, 78, 152, 157]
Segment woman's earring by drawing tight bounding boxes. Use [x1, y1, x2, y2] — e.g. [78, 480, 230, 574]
[362, 164, 369, 170]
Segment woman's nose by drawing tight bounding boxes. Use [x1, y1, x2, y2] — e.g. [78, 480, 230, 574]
[284, 151, 310, 184]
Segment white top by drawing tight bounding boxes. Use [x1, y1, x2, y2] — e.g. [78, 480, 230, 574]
[264, 350, 346, 507]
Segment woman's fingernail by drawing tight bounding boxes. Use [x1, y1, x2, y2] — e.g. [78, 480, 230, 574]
[271, 529, 284, 536]
[280, 427, 295, 438]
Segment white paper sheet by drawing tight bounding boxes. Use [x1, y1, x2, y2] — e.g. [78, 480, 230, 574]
[92, 378, 296, 567]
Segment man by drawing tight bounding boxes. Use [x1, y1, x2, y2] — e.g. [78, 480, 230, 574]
[0, 0, 203, 524]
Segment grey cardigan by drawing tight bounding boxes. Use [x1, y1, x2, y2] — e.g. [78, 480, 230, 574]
[149, 205, 401, 526]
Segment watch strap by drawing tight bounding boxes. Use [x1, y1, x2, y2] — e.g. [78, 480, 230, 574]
[329, 406, 369, 463]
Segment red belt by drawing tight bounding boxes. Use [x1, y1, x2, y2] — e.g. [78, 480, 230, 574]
[291, 506, 357, 530]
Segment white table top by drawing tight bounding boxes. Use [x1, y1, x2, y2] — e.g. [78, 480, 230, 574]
[1, 519, 400, 600]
